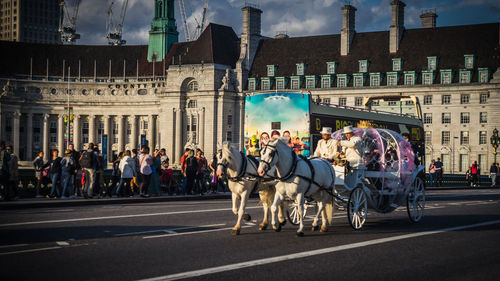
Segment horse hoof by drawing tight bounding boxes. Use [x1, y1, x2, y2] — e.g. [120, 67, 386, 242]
[274, 225, 282, 232]
[243, 214, 251, 222]
[312, 225, 319, 231]
[279, 219, 287, 226]
[320, 226, 328, 233]
[296, 231, 304, 237]
[232, 229, 241, 235]
[259, 224, 268, 231]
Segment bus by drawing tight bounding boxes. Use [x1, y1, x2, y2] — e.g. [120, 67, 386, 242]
[244, 92, 424, 164]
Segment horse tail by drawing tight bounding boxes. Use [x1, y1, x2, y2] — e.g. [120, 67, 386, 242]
[258, 185, 275, 207]
[325, 195, 334, 225]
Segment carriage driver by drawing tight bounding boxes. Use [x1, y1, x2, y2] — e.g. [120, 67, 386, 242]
[338, 126, 363, 168]
[313, 127, 338, 162]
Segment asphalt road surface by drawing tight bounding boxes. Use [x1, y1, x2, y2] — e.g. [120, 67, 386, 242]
[1, 188, 499, 281]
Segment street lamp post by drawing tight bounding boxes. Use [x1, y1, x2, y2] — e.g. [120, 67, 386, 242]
[491, 128, 499, 163]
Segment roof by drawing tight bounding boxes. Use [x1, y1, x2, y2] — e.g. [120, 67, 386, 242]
[250, 23, 500, 85]
[0, 23, 240, 78]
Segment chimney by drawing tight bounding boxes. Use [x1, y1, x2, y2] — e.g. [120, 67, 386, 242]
[341, 5, 356, 56]
[389, 0, 405, 54]
[420, 10, 437, 28]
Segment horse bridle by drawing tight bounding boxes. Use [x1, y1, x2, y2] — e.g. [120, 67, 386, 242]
[217, 150, 253, 182]
[259, 143, 278, 174]
[260, 141, 298, 182]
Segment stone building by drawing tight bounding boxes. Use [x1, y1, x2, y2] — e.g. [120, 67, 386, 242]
[0, 0, 499, 174]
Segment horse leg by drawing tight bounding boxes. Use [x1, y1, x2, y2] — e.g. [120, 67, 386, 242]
[260, 201, 269, 231]
[271, 192, 283, 232]
[296, 193, 305, 237]
[278, 201, 287, 226]
[320, 194, 331, 232]
[233, 190, 250, 235]
[231, 192, 239, 215]
[311, 200, 323, 231]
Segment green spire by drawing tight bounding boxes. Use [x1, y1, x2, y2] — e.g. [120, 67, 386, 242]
[147, 0, 178, 62]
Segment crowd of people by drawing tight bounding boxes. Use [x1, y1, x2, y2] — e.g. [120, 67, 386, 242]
[0, 140, 227, 201]
[428, 158, 499, 188]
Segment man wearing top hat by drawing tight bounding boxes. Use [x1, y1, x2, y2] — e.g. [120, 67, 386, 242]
[314, 127, 338, 161]
[338, 126, 363, 168]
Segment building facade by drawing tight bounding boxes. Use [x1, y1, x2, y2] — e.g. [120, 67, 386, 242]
[0, 0, 60, 44]
[0, 0, 499, 173]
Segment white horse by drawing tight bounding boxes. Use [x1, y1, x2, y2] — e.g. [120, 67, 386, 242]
[216, 142, 286, 235]
[257, 137, 335, 236]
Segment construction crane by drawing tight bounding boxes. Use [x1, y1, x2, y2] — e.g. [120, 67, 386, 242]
[59, 0, 81, 44]
[178, 0, 208, 42]
[106, 0, 129, 46]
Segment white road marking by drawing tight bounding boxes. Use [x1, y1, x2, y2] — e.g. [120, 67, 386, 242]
[0, 246, 61, 256]
[115, 224, 226, 237]
[138, 219, 500, 281]
[143, 226, 253, 239]
[0, 244, 29, 249]
[0, 206, 262, 228]
[56, 241, 70, 246]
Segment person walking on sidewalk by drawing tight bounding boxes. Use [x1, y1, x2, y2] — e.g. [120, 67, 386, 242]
[490, 162, 498, 187]
[47, 149, 62, 198]
[471, 161, 480, 187]
[68, 144, 81, 197]
[80, 143, 98, 199]
[434, 158, 443, 187]
[139, 145, 153, 197]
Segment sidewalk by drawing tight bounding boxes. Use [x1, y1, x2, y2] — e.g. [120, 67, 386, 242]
[0, 192, 233, 210]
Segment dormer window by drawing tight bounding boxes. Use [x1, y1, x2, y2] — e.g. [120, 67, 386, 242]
[326, 62, 337, 74]
[296, 63, 305, 75]
[321, 75, 332, 88]
[440, 69, 452, 84]
[261, 78, 272, 90]
[404, 71, 415, 85]
[478, 68, 489, 83]
[290, 76, 302, 89]
[392, 58, 402, 71]
[422, 70, 434, 85]
[387, 72, 399, 87]
[427, 56, 438, 70]
[248, 78, 258, 91]
[337, 74, 348, 88]
[464, 55, 474, 69]
[305, 76, 317, 89]
[459, 70, 471, 84]
[353, 73, 365, 87]
[267, 65, 276, 77]
[369, 73, 381, 87]
[358, 60, 369, 73]
[275, 77, 287, 90]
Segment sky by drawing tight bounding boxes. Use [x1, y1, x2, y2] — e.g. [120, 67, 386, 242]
[71, 0, 499, 46]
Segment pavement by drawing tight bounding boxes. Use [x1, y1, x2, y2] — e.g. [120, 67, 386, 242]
[0, 188, 499, 281]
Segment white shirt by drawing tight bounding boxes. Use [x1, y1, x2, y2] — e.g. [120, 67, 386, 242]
[340, 136, 363, 167]
[314, 138, 338, 160]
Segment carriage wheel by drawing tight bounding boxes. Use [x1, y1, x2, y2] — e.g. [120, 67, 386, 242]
[407, 177, 425, 223]
[286, 201, 308, 226]
[347, 187, 367, 230]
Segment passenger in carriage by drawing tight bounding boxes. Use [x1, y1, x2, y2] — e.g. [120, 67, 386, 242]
[259, 132, 270, 150]
[338, 126, 363, 168]
[314, 127, 338, 162]
[271, 130, 281, 139]
[283, 130, 293, 148]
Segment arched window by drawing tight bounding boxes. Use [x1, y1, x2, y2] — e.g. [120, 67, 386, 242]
[187, 81, 198, 92]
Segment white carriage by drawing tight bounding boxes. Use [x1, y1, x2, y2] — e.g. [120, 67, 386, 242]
[287, 128, 426, 230]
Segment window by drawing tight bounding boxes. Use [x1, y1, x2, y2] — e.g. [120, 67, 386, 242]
[142, 120, 148, 130]
[353, 75, 363, 87]
[479, 68, 489, 83]
[460, 112, 470, 124]
[387, 73, 398, 86]
[291, 78, 299, 89]
[126, 122, 131, 143]
[339, 98, 347, 106]
[370, 74, 380, 86]
[112, 122, 118, 135]
[464, 55, 474, 69]
[97, 121, 104, 144]
[422, 72, 433, 85]
[322, 98, 331, 104]
[392, 58, 402, 71]
[460, 131, 469, 145]
[296, 63, 305, 75]
[248, 79, 256, 91]
[460, 71, 470, 84]
[427, 56, 437, 70]
[359, 60, 368, 73]
[228, 115, 233, 126]
[441, 131, 450, 145]
[425, 131, 432, 143]
[50, 120, 57, 143]
[460, 94, 469, 104]
[276, 78, 285, 90]
[226, 131, 232, 142]
[479, 131, 487, 145]
[326, 62, 336, 74]
[404, 72, 415, 85]
[187, 100, 197, 108]
[460, 154, 469, 172]
[337, 75, 347, 88]
[321, 76, 331, 88]
[267, 65, 275, 77]
[441, 70, 452, 84]
[479, 154, 487, 172]
[187, 80, 198, 92]
[442, 95, 451, 104]
[442, 112, 451, 124]
[261, 79, 270, 90]
[355, 97, 363, 106]
[423, 95, 432, 105]
[480, 93, 488, 104]
[424, 113, 432, 124]
[480, 112, 487, 123]
[306, 77, 315, 88]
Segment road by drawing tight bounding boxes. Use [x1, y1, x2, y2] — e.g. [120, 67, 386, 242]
[0, 188, 499, 281]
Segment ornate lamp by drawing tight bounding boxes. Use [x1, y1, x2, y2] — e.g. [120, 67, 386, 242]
[491, 128, 499, 163]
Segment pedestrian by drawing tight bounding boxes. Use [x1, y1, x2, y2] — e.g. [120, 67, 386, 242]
[159, 148, 174, 194]
[208, 153, 222, 193]
[184, 149, 198, 195]
[0, 141, 11, 200]
[68, 143, 81, 197]
[131, 149, 141, 195]
[195, 149, 207, 195]
[109, 153, 123, 197]
[93, 144, 105, 197]
[490, 162, 498, 187]
[429, 159, 436, 187]
[139, 145, 153, 197]
[33, 151, 47, 198]
[470, 161, 480, 187]
[434, 157, 443, 187]
[61, 149, 76, 199]
[5, 145, 19, 200]
[465, 168, 472, 187]
[179, 148, 190, 195]
[116, 150, 135, 197]
[80, 143, 97, 199]
[47, 149, 62, 198]
[148, 149, 162, 196]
